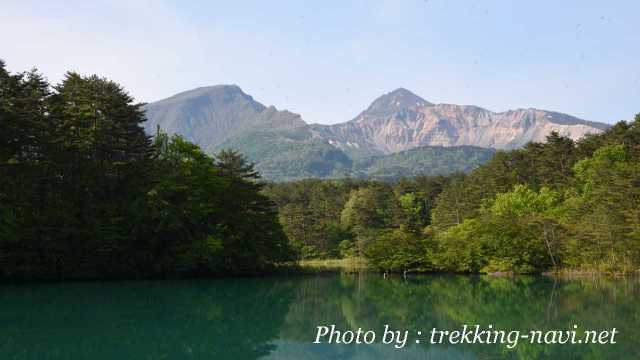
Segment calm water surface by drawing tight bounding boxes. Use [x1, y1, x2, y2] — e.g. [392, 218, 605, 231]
[1, 274, 638, 359]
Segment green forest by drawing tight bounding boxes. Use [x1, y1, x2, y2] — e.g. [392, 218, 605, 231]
[0, 61, 291, 280]
[266, 120, 640, 275]
[1, 61, 639, 280]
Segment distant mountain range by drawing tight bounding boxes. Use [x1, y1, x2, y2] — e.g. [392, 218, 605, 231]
[142, 86, 608, 181]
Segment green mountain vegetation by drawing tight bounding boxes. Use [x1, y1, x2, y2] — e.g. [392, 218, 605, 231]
[0, 61, 291, 280]
[213, 128, 353, 180]
[351, 145, 495, 180]
[219, 128, 494, 181]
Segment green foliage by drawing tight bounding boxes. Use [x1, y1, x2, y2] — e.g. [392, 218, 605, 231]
[0, 61, 292, 280]
[486, 185, 559, 218]
[264, 179, 359, 259]
[219, 129, 495, 181]
[266, 176, 450, 270]
[480, 185, 561, 273]
[430, 125, 640, 274]
[215, 130, 353, 181]
[355, 145, 495, 180]
[365, 226, 432, 272]
[435, 183, 566, 273]
[270, 119, 640, 274]
[562, 144, 640, 272]
[338, 239, 356, 258]
[141, 133, 292, 274]
[433, 219, 487, 272]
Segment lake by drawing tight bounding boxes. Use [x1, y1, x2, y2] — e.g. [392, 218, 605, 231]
[1, 274, 638, 359]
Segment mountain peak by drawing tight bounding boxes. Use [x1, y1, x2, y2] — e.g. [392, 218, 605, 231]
[388, 87, 420, 97]
[186, 84, 254, 101]
[151, 84, 260, 107]
[361, 88, 433, 117]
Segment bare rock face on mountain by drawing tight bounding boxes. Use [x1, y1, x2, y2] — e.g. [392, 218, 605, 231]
[310, 88, 608, 158]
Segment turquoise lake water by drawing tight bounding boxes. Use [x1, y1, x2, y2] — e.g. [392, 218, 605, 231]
[1, 274, 638, 359]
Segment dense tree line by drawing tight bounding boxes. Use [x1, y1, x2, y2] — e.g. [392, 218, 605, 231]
[0, 61, 291, 280]
[264, 175, 453, 269]
[267, 118, 640, 274]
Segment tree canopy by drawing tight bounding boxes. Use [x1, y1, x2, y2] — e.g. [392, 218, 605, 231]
[0, 61, 292, 280]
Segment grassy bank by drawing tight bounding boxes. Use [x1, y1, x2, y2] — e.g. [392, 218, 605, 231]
[298, 258, 368, 273]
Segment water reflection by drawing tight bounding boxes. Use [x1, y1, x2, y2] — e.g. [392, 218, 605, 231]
[275, 274, 639, 360]
[0, 279, 295, 359]
[0, 275, 638, 359]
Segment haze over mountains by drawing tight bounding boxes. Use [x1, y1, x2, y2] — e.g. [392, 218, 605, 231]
[143, 86, 608, 181]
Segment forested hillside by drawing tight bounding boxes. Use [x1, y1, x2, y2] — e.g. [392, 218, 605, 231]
[0, 61, 291, 280]
[266, 119, 640, 274]
[351, 145, 495, 180]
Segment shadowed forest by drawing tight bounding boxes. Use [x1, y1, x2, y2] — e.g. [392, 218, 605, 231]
[0, 61, 290, 280]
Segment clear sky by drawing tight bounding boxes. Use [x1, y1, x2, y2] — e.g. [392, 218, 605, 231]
[2, 0, 638, 124]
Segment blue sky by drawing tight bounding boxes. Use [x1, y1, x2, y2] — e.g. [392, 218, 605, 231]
[2, 0, 638, 124]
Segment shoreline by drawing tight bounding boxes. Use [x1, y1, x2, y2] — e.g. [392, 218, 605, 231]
[1, 259, 638, 284]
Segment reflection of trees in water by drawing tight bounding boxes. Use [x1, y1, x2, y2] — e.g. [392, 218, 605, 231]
[0, 279, 296, 360]
[280, 274, 640, 360]
[262, 340, 475, 360]
[0, 276, 637, 360]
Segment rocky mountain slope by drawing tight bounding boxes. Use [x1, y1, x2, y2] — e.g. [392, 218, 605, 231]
[310, 88, 608, 158]
[143, 85, 308, 152]
[142, 86, 608, 181]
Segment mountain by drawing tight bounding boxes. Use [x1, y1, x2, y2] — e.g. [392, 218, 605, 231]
[143, 85, 307, 152]
[310, 88, 609, 158]
[143, 85, 354, 180]
[352, 145, 495, 180]
[142, 86, 608, 181]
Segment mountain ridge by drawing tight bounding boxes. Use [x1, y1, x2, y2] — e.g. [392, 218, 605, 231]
[309, 88, 607, 157]
[142, 85, 608, 180]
